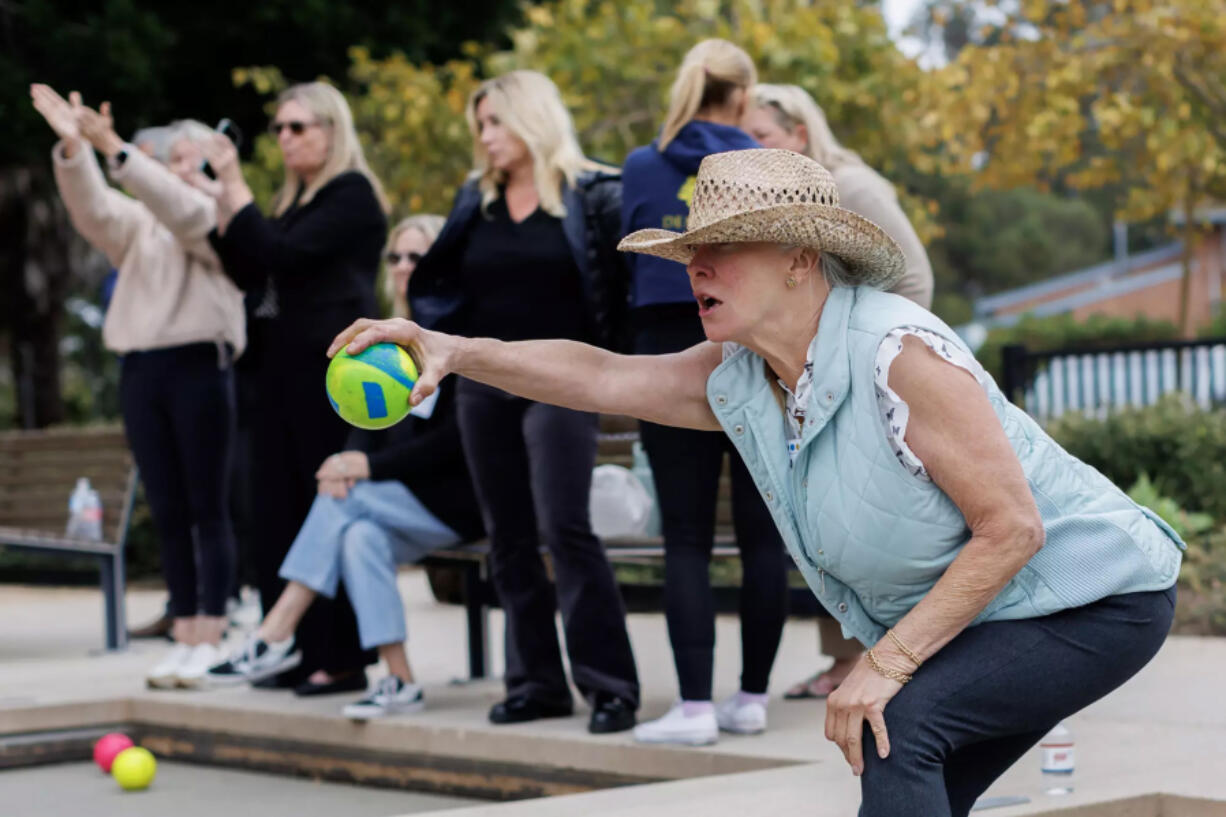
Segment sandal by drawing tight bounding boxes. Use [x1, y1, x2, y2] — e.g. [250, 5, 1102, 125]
[783, 670, 843, 700]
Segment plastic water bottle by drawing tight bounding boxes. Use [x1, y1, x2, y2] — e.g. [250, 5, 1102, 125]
[1039, 722, 1075, 796]
[67, 477, 104, 541]
[630, 441, 661, 537]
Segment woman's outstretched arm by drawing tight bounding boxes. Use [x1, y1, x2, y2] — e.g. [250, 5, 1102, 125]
[329, 318, 724, 431]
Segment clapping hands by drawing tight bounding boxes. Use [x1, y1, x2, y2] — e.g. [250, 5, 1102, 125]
[30, 84, 122, 157]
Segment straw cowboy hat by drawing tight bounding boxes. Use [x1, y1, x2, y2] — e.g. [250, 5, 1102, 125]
[618, 148, 905, 288]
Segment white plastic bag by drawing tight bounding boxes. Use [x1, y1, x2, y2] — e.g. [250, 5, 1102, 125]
[589, 464, 654, 538]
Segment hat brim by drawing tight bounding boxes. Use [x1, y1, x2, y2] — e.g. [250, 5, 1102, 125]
[617, 203, 906, 288]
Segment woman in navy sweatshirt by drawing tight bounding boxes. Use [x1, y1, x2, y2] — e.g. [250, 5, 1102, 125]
[621, 40, 789, 746]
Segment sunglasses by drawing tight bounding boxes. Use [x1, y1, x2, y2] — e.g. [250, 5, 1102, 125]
[386, 251, 423, 266]
[268, 119, 319, 136]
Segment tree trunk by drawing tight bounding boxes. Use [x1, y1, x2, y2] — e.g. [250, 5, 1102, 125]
[0, 165, 71, 429]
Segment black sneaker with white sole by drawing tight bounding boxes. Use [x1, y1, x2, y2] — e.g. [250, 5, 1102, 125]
[342, 676, 424, 720]
[205, 635, 300, 687]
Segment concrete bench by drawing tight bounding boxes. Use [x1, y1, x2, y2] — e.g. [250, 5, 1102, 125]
[0, 426, 138, 650]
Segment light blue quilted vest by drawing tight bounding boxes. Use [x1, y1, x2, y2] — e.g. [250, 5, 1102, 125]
[707, 285, 1184, 647]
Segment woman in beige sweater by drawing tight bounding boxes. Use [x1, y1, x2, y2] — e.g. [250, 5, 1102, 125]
[32, 84, 245, 690]
[742, 83, 934, 700]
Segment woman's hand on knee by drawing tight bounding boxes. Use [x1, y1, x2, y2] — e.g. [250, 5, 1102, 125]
[824, 656, 903, 775]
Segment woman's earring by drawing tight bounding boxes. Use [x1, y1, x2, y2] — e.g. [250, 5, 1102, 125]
[785, 276, 798, 289]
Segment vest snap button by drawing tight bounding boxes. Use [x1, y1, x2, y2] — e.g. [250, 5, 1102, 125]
[817, 549, 823, 556]
[825, 392, 834, 402]
[716, 395, 727, 405]
[734, 424, 744, 434]
[765, 491, 773, 502]
[838, 602, 848, 613]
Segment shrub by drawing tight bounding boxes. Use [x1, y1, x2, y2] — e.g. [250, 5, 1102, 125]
[1048, 395, 1226, 522]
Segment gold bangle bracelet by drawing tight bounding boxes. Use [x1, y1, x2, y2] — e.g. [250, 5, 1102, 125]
[886, 629, 924, 668]
[866, 648, 913, 684]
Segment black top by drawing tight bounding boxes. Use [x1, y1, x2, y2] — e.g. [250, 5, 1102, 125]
[344, 378, 483, 542]
[209, 171, 386, 357]
[459, 197, 589, 342]
[410, 172, 630, 351]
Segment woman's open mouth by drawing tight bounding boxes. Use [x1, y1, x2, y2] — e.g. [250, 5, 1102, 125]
[696, 294, 723, 317]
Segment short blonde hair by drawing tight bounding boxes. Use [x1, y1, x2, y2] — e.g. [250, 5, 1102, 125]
[749, 84, 865, 172]
[271, 82, 389, 216]
[658, 40, 757, 151]
[466, 70, 611, 218]
[384, 214, 446, 316]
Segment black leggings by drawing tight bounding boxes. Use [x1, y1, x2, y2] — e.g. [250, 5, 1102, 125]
[120, 343, 236, 618]
[634, 305, 789, 700]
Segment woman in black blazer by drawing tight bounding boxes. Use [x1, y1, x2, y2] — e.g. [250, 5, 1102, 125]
[198, 81, 388, 696]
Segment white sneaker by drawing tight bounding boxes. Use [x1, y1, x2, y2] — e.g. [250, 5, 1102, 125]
[147, 643, 192, 689]
[342, 676, 425, 720]
[176, 643, 222, 689]
[715, 694, 767, 735]
[632, 703, 719, 746]
[205, 635, 300, 687]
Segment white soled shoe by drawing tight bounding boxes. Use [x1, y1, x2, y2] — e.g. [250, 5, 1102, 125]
[205, 635, 300, 687]
[632, 703, 719, 746]
[175, 642, 222, 689]
[715, 693, 768, 735]
[342, 676, 425, 720]
[146, 643, 192, 689]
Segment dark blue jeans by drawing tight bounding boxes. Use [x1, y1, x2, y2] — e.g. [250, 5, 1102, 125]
[858, 585, 1176, 817]
[120, 342, 236, 617]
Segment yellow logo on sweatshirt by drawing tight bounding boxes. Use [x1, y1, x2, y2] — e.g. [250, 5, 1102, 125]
[662, 175, 697, 229]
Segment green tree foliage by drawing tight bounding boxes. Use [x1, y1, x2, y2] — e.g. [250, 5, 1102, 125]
[262, 0, 937, 237]
[1, 0, 521, 428]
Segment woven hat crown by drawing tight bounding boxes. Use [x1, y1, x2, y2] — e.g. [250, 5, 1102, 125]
[687, 150, 841, 231]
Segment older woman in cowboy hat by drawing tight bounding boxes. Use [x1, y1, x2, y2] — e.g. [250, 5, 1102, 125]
[329, 149, 1183, 817]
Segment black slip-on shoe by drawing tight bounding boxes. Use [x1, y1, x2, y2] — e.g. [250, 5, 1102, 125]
[488, 695, 574, 725]
[588, 694, 637, 734]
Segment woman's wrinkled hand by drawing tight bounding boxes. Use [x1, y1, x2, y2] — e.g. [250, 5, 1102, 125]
[327, 318, 461, 408]
[824, 653, 905, 776]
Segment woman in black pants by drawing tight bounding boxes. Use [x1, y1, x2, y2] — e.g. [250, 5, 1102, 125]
[410, 70, 638, 734]
[198, 81, 387, 696]
[620, 40, 788, 745]
[34, 86, 245, 689]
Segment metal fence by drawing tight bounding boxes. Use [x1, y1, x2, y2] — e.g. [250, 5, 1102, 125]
[1000, 338, 1226, 423]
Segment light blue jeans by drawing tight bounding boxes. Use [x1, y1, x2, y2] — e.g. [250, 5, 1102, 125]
[279, 480, 460, 649]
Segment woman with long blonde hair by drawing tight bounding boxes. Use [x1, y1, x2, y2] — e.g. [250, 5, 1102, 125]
[743, 83, 934, 700]
[193, 80, 389, 698]
[408, 69, 640, 735]
[620, 40, 791, 747]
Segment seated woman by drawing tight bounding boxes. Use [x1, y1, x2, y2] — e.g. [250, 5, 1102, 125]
[207, 216, 483, 719]
[329, 150, 1183, 814]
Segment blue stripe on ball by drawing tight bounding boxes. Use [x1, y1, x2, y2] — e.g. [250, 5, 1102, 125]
[362, 381, 388, 419]
[351, 344, 415, 391]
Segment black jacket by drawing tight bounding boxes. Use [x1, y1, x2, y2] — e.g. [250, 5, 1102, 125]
[410, 171, 629, 351]
[344, 378, 483, 543]
[210, 171, 387, 357]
